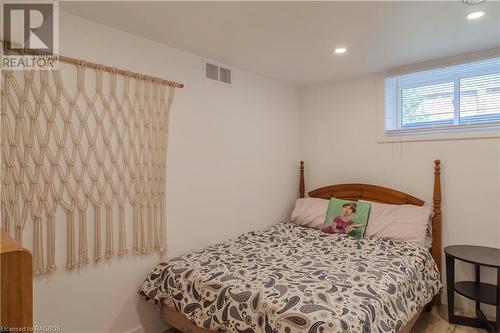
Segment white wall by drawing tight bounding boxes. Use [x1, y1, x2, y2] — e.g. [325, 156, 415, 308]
[299, 73, 500, 316]
[33, 12, 300, 333]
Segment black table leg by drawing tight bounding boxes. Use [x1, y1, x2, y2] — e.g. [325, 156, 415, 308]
[475, 264, 481, 314]
[470, 265, 497, 333]
[497, 268, 499, 333]
[446, 253, 455, 323]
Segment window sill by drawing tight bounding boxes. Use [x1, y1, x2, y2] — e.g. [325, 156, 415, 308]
[377, 126, 500, 143]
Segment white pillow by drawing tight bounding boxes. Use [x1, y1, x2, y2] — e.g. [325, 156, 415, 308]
[361, 200, 432, 247]
[291, 198, 329, 230]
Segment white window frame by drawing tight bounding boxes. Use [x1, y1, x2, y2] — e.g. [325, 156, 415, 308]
[381, 57, 500, 142]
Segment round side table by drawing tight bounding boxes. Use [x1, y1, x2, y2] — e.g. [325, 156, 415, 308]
[445, 245, 500, 333]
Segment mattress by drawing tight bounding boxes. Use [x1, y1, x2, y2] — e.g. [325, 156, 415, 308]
[139, 223, 441, 333]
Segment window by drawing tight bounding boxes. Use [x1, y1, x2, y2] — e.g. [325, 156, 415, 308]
[385, 57, 500, 135]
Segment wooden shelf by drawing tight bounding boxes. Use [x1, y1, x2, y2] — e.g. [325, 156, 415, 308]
[455, 281, 498, 306]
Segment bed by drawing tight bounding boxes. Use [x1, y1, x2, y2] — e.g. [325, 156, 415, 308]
[139, 160, 443, 333]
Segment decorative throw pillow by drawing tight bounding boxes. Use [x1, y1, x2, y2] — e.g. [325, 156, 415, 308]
[321, 198, 371, 238]
[290, 198, 329, 230]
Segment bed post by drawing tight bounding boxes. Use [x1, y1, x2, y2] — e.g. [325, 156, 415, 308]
[432, 159, 442, 306]
[299, 161, 305, 198]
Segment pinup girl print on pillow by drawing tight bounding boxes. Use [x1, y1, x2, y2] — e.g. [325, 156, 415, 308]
[321, 199, 371, 238]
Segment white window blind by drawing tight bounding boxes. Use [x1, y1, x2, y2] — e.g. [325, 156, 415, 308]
[385, 57, 500, 135]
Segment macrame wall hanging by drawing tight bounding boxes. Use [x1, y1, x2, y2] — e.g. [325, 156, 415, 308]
[1, 54, 182, 275]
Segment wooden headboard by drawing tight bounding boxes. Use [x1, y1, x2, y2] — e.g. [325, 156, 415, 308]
[298, 160, 442, 304]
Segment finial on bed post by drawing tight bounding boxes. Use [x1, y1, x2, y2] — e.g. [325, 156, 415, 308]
[432, 159, 442, 306]
[299, 161, 305, 198]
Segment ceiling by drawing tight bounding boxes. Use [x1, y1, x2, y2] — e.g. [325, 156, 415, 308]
[61, 1, 500, 87]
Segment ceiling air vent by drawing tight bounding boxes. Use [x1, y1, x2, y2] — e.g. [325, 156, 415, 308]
[203, 61, 232, 86]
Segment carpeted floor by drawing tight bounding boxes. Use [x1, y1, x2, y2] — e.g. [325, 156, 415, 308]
[165, 306, 486, 333]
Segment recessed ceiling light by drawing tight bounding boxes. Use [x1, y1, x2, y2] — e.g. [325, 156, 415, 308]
[334, 47, 347, 54]
[467, 11, 484, 20]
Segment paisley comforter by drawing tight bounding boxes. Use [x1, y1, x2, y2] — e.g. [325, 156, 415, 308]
[139, 223, 441, 333]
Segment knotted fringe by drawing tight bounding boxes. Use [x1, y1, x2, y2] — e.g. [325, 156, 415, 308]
[66, 210, 75, 270]
[139, 204, 145, 253]
[33, 217, 45, 274]
[15, 223, 22, 248]
[118, 205, 127, 256]
[147, 204, 152, 252]
[47, 216, 56, 272]
[94, 205, 102, 261]
[78, 209, 89, 266]
[159, 201, 166, 257]
[153, 204, 159, 252]
[105, 207, 113, 259]
[132, 203, 138, 254]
